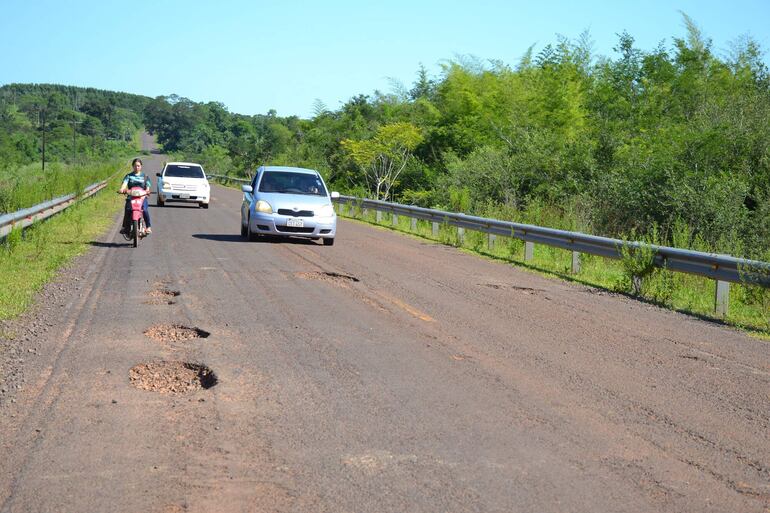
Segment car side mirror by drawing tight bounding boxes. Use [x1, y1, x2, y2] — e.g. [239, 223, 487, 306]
[242, 185, 253, 193]
[330, 191, 340, 199]
[156, 172, 161, 177]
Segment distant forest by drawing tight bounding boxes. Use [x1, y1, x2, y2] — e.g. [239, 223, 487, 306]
[3, 17, 769, 256]
[0, 83, 148, 166]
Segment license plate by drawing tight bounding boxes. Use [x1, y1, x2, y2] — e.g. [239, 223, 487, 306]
[179, 193, 190, 199]
[286, 218, 304, 227]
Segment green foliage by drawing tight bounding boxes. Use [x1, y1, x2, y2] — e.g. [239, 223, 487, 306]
[127, 14, 770, 266]
[0, 84, 144, 170]
[616, 227, 660, 295]
[738, 249, 770, 328]
[0, 161, 118, 213]
[341, 122, 423, 200]
[3, 226, 22, 252]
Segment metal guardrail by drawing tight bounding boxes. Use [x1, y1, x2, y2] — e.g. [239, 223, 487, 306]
[0, 179, 111, 239]
[208, 174, 770, 315]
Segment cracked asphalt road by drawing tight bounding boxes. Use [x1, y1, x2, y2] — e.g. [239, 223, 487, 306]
[0, 150, 768, 512]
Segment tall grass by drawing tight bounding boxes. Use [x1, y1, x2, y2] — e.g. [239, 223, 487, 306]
[0, 161, 120, 214]
[0, 175, 124, 320]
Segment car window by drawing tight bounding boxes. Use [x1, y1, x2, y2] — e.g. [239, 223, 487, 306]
[258, 172, 326, 196]
[164, 165, 205, 178]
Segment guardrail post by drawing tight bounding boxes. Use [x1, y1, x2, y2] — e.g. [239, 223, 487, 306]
[571, 251, 581, 274]
[457, 227, 465, 245]
[525, 241, 534, 261]
[715, 280, 730, 317]
[392, 213, 398, 227]
[411, 218, 417, 231]
[488, 233, 496, 250]
[376, 210, 382, 223]
[432, 222, 439, 237]
[362, 207, 368, 218]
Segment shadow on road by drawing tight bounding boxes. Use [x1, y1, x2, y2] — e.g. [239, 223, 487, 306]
[192, 234, 321, 245]
[149, 204, 201, 209]
[192, 234, 248, 243]
[89, 241, 133, 248]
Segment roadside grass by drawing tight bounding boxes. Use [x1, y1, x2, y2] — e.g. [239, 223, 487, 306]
[0, 175, 123, 320]
[339, 205, 770, 337]
[0, 161, 120, 214]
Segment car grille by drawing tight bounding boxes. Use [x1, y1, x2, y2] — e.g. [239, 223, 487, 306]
[171, 184, 197, 191]
[277, 209, 313, 217]
[276, 226, 314, 234]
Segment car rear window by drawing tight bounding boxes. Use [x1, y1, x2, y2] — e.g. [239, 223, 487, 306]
[164, 165, 205, 178]
[258, 172, 326, 196]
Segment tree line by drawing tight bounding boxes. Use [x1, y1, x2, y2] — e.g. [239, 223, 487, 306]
[4, 16, 769, 257]
[0, 83, 148, 168]
[143, 19, 770, 257]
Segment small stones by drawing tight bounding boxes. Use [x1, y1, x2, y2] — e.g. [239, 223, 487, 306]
[145, 287, 181, 305]
[143, 324, 210, 343]
[295, 271, 360, 285]
[129, 362, 218, 394]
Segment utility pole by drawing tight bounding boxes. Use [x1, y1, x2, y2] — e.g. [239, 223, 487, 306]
[70, 119, 82, 164]
[41, 109, 47, 172]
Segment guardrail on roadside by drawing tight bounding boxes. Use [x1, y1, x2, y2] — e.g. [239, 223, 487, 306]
[208, 174, 770, 316]
[0, 179, 111, 240]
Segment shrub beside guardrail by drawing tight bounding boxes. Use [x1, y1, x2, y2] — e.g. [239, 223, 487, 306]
[0, 179, 111, 240]
[209, 174, 770, 316]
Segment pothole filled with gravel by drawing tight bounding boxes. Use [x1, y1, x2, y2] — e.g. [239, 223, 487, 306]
[144, 288, 181, 305]
[143, 324, 210, 343]
[129, 361, 218, 393]
[295, 271, 360, 284]
[481, 283, 543, 294]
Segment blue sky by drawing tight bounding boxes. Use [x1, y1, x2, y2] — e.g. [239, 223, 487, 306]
[2, 0, 768, 118]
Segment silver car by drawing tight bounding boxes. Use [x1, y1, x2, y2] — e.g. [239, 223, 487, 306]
[240, 166, 339, 245]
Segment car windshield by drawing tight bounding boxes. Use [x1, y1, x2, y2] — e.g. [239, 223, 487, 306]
[258, 171, 327, 196]
[164, 165, 205, 178]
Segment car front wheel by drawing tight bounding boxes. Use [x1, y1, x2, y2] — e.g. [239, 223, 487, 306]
[247, 219, 259, 242]
[323, 237, 335, 246]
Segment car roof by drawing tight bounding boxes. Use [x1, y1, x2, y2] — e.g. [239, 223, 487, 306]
[165, 162, 204, 167]
[259, 166, 318, 175]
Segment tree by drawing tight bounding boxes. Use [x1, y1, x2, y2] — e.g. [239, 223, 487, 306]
[341, 122, 423, 200]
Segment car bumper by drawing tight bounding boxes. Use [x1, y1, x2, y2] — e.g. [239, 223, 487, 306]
[160, 191, 209, 204]
[249, 213, 336, 238]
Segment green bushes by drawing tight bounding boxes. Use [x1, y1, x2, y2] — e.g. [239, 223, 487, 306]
[0, 161, 118, 214]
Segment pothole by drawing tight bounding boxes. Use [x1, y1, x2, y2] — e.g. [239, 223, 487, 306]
[481, 283, 543, 294]
[295, 271, 360, 284]
[129, 361, 218, 393]
[145, 288, 181, 305]
[144, 324, 210, 343]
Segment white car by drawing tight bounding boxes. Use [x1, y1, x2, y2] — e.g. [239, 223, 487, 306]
[240, 166, 338, 245]
[156, 162, 210, 208]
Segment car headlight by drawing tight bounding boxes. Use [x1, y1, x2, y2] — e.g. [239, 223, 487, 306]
[317, 204, 335, 217]
[255, 200, 272, 214]
[162, 182, 171, 190]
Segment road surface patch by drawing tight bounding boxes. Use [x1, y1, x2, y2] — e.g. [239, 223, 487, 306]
[144, 324, 210, 343]
[145, 288, 181, 305]
[480, 283, 544, 294]
[129, 362, 217, 393]
[295, 271, 360, 285]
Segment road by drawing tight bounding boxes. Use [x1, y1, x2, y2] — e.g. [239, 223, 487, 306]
[0, 150, 768, 512]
